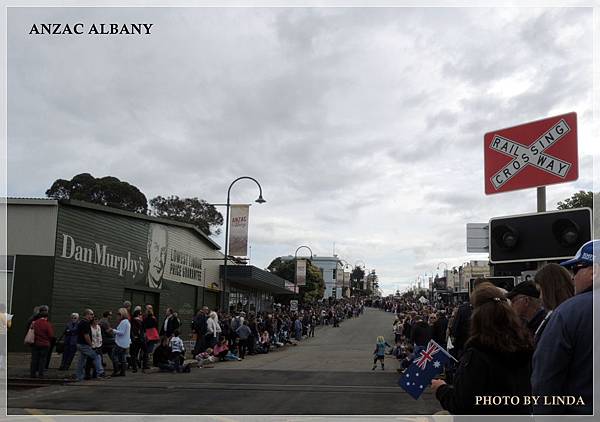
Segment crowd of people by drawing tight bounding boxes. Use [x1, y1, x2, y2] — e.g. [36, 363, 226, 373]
[375, 239, 596, 415]
[24, 297, 365, 381]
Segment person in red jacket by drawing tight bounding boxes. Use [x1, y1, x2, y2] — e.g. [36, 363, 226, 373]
[30, 305, 54, 378]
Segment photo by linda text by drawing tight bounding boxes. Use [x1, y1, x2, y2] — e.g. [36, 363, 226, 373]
[475, 396, 585, 406]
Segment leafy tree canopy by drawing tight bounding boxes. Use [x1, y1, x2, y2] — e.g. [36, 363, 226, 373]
[557, 190, 596, 211]
[46, 173, 148, 214]
[149, 195, 223, 236]
[351, 266, 365, 281]
[268, 257, 325, 303]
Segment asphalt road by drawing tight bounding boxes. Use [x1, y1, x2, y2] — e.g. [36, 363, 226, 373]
[8, 308, 442, 415]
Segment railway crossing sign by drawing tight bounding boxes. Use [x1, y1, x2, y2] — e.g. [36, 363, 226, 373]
[484, 113, 578, 195]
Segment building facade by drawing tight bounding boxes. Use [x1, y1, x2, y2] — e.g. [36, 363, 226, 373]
[5, 198, 292, 351]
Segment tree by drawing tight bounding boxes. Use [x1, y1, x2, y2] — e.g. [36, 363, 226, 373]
[267, 257, 325, 303]
[557, 191, 596, 211]
[350, 266, 365, 293]
[46, 173, 148, 214]
[149, 196, 223, 236]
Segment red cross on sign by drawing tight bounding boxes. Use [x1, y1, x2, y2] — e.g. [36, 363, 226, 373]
[484, 113, 578, 195]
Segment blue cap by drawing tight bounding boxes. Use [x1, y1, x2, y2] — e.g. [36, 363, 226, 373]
[560, 240, 599, 268]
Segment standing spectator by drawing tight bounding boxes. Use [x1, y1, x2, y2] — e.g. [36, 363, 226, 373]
[75, 309, 106, 381]
[247, 317, 258, 355]
[506, 280, 547, 339]
[531, 240, 595, 415]
[294, 316, 302, 341]
[533, 263, 574, 343]
[160, 308, 180, 338]
[59, 312, 79, 371]
[109, 308, 131, 377]
[123, 301, 132, 319]
[84, 317, 103, 379]
[143, 308, 159, 367]
[236, 320, 251, 359]
[309, 313, 316, 337]
[26, 306, 41, 330]
[30, 305, 54, 378]
[205, 311, 221, 349]
[130, 309, 145, 372]
[402, 313, 412, 341]
[411, 316, 432, 351]
[431, 311, 448, 348]
[192, 307, 209, 354]
[431, 283, 533, 414]
[99, 311, 115, 370]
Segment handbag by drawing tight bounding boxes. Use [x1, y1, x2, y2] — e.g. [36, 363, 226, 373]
[24, 322, 35, 345]
[55, 333, 65, 354]
[145, 327, 160, 342]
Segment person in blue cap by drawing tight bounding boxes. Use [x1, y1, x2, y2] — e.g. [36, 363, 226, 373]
[531, 239, 597, 415]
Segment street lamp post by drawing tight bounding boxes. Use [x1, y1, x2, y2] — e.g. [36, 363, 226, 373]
[294, 245, 313, 294]
[222, 177, 266, 311]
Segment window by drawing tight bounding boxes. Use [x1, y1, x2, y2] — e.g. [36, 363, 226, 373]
[123, 289, 159, 314]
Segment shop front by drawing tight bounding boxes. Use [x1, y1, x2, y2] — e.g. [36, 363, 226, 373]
[221, 265, 295, 314]
[6, 198, 227, 351]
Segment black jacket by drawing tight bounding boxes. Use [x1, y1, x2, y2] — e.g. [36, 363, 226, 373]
[436, 340, 533, 415]
[192, 313, 208, 336]
[451, 302, 472, 354]
[411, 321, 432, 347]
[432, 316, 448, 345]
[160, 315, 181, 337]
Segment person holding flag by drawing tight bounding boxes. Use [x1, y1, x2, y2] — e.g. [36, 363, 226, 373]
[429, 282, 533, 414]
[398, 337, 454, 400]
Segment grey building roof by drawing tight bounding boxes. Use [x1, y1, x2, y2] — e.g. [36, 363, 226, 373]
[7, 197, 222, 250]
[221, 265, 295, 295]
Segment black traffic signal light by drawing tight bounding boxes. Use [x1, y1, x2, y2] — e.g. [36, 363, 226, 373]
[489, 208, 591, 264]
[469, 276, 516, 294]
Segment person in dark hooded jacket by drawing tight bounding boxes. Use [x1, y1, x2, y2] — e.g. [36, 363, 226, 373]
[431, 283, 533, 415]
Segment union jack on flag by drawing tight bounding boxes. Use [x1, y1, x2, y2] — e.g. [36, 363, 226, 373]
[414, 340, 441, 370]
[398, 340, 455, 400]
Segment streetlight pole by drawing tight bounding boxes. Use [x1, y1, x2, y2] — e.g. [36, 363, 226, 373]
[222, 177, 266, 311]
[294, 246, 313, 294]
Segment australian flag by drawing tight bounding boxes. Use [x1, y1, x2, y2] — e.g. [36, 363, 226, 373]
[398, 339, 454, 399]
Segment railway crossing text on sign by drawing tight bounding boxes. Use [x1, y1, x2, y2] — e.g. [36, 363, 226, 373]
[484, 113, 578, 195]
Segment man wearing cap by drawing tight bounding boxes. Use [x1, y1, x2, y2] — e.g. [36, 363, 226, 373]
[507, 280, 546, 337]
[531, 240, 597, 415]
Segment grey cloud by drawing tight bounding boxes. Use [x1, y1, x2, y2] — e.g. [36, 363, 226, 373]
[7, 7, 594, 295]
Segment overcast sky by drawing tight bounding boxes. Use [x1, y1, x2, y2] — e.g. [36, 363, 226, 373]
[7, 6, 594, 295]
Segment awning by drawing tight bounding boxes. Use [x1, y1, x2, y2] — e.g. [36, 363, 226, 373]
[220, 265, 296, 295]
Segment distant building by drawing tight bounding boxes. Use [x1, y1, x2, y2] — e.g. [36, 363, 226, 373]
[280, 254, 343, 298]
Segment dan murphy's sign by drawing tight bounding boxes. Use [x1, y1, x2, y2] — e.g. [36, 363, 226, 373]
[56, 208, 206, 290]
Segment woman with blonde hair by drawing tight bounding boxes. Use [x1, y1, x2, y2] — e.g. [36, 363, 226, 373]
[108, 308, 131, 376]
[534, 263, 574, 343]
[431, 282, 533, 414]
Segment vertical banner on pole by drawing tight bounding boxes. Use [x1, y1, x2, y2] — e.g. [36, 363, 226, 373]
[296, 259, 307, 286]
[344, 271, 350, 288]
[229, 205, 249, 256]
